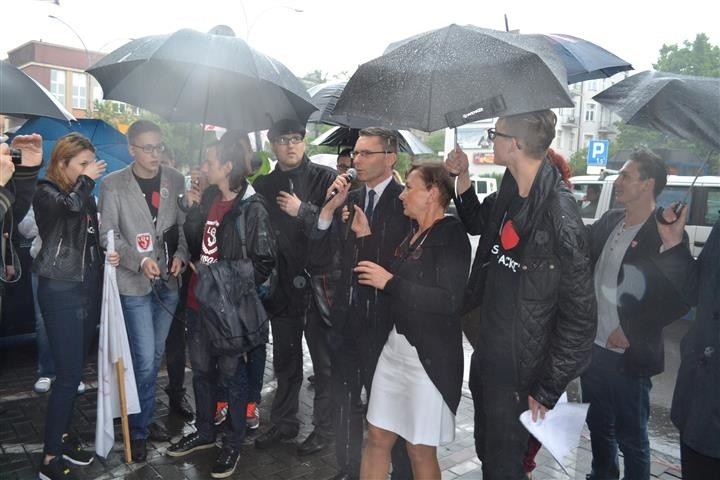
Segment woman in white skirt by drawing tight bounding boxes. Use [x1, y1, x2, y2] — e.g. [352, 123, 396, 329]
[351, 164, 471, 479]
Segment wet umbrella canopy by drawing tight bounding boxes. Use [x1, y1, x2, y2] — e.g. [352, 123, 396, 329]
[87, 28, 316, 131]
[334, 24, 574, 132]
[312, 126, 432, 155]
[385, 31, 633, 85]
[0, 60, 75, 121]
[533, 34, 632, 84]
[593, 71, 720, 150]
[307, 81, 356, 126]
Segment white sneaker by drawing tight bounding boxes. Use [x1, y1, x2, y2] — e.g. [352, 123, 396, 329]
[34, 377, 53, 394]
[77, 381, 86, 395]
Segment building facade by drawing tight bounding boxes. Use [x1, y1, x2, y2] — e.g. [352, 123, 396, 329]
[2, 40, 105, 131]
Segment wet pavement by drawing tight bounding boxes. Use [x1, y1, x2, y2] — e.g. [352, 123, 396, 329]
[0, 328, 686, 479]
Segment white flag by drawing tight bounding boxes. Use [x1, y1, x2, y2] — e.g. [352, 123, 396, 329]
[95, 231, 141, 458]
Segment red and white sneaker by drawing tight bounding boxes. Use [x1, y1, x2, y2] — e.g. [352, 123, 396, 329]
[246, 402, 260, 430]
[213, 402, 228, 426]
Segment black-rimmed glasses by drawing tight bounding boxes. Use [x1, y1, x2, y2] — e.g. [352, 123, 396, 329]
[272, 135, 304, 145]
[350, 150, 390, 160]
[131, 142, 166, 154]
[487, 128, 514, 142]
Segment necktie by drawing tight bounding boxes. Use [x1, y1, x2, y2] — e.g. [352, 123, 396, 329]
[365, 189, 376, 221]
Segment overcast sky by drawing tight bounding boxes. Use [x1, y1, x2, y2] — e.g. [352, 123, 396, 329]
[3, 0, 717, 80]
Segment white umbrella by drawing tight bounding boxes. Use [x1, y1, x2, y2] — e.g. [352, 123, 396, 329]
[95, 231, 140, 462]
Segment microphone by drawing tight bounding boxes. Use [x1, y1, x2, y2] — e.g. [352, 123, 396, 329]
[324, 168, 357, 205]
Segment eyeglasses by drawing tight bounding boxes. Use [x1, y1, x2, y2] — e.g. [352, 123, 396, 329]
[487, 128, 514, 142]
[336, 163, 351, 172]
[350, 150, 389, 160]
[272, 135, 304, 145]
[132, 142, 166, 154]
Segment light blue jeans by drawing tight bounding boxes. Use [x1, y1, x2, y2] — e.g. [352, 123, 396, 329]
[120, 281, 179, 440]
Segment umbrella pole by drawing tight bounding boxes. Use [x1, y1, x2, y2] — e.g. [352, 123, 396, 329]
[116, 359, 133, 463]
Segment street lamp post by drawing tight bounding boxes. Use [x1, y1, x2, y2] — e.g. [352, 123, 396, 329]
[48, 14, 92, 116]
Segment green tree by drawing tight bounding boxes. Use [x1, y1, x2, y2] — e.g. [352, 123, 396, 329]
[424, 130, 445, 154]
[90, 100, 139, 130]
[613, 33, 719, 173]
[301, 69, 328, 89]
[654, 33, 720, 77]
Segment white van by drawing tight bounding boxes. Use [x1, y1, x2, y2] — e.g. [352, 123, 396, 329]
[570, 173, 720, 257]
[469, 175, 498, 202]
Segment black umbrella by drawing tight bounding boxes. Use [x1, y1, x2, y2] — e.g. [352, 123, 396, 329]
[312, 126, 433, 155]
[307, 81, 357, 126]
[385, 32, 633, 85]
[87, 27, 316, 131]
[0, 60, 75, 121]
[334, 24, 574, 132]
[593, 71, 720, 150]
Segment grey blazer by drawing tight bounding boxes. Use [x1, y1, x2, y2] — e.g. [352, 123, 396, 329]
[99, 165, 188, 296]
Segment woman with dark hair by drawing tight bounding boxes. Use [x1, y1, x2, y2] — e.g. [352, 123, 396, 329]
[33, 132, 118, 480]
[350, 163, 470, 479]
[167, 130, 277, 479]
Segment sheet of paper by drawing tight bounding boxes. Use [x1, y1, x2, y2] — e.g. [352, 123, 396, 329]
[519, 392, 589, 476]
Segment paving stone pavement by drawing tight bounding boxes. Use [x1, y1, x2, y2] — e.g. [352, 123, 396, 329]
[0, 337, 682, 479]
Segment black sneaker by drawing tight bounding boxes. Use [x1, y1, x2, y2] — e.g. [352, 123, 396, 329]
[169, 395, 196, 424]
[211, 446, 240, 479]
[61, 435, 94, 466]
[39, 456, 77, 480]
[130, 438, 147, 462]
[166, 432, 216, 457]
[254, 425, 298, 449]
[148, 421, 171, 442]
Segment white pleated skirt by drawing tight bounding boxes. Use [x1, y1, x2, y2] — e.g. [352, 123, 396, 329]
[366, 327, 455, 446]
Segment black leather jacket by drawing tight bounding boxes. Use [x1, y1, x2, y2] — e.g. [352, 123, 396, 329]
[32, 175, 101, 282]
[253, 156, 337, 316]
[183, 185, 277, 286]
[457, 159, 597, 408]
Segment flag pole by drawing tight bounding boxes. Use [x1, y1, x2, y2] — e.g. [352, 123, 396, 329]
[116, 359, 133, 463]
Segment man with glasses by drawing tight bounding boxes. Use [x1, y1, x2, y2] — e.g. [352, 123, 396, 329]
[581, 147, 691, 480]
[252, 119, 338, 457]
[317, 127, 413, 480]
[445, 110, 596, 478]
[99, 119, 188, 462]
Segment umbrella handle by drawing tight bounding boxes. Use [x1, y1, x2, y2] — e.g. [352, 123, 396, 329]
[448, 128, 459, 178]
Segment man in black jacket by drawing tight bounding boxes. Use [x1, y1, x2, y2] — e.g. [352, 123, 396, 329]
[445, 110, 596, 478]
[582, 147, 690, 480]
[252, 119, 337, 456]
[317, 127, 413, 480]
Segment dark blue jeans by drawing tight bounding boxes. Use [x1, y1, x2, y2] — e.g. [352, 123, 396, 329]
[33, 273, 55, 377]
[38, 265, 100, 456]
[120, 280, 178, 440]
[581, 345, 652, 480]
[186, 308, 266, 449]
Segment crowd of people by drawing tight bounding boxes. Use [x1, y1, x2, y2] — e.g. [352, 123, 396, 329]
[0, 110, 718, 480]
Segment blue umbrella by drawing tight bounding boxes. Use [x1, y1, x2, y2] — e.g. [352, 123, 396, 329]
[10, 117, 133, 194]
[540, 34, 633, 84]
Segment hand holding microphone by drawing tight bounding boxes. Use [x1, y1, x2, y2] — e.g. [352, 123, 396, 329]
[324, 167, 357, 208]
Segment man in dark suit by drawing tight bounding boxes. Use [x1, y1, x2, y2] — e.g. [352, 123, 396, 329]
[316, 127, 413, 480]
